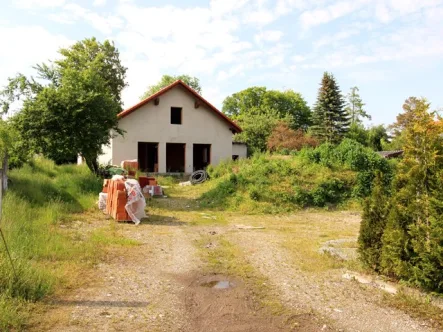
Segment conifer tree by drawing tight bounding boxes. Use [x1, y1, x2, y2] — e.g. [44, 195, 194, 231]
[380, 97, 443, 291]
[345, 86, 371, 124]
[358, 172, 389, 271]
[312, 72, 349, 143]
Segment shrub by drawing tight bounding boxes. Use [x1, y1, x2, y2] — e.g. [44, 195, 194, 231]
[358, 173, 389, 270]
[200, 153, 358, 212]
[267, 122, 318, 152]
[300, 139, 393, 197]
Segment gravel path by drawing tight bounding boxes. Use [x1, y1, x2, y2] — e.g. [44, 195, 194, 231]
[42, 224, 199, 332]
[35, 209, 440, 332]
[229, 229, 435, 332]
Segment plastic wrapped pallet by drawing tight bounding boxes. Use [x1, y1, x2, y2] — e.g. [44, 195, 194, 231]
[124, 179, 146, 225]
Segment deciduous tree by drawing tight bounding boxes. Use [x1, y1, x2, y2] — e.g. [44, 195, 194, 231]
[222, 87, 311, 130]
[1, 38, 127, 173]
[140, 74, 201, 99]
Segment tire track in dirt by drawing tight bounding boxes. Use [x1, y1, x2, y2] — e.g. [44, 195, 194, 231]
[229, 230, 435, 332]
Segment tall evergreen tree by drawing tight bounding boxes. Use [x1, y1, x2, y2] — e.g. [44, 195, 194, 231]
[380, 97, 443, 291]
[345, 86, 371, 124]
[311, 72, 349, 143]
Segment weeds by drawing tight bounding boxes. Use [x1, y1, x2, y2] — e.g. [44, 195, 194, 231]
[382, 291, 443, 328]
[0, 158, 129, 330]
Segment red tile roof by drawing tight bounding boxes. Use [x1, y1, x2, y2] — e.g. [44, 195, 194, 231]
[117, 80, 242, 133]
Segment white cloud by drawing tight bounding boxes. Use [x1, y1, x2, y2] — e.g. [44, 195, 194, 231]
[293, 55, 306, 62]
[49, 4, 123, 34]
[299, 0, 369, 29]
[0, 25, 71, 90]
[217, 64, 245, 81]
[244, 9, 276, 25]
[313, 30, 360, 48]
[254, 30, 283, 43]
[93, 0, 107, 7]
[15, 0, 64, 8]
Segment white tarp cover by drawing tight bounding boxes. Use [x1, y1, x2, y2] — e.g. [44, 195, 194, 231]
[98, 192, 108, 211]
[124, 179, 146, 225]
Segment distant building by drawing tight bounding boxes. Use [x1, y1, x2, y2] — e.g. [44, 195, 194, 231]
[376, 150, 404, 159]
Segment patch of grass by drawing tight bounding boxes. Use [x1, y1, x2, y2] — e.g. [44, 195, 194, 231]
[90, 227, 141, 247]
[0, 295, 28, 331]
[196, 235, 287, 315]
[200, 154, 360, 214]
[0, 158, 135, 330]
[382, 291, 443, 329]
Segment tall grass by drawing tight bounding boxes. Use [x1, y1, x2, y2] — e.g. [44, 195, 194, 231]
[202, 153, 357, 214]
[0, 158, 102, 330]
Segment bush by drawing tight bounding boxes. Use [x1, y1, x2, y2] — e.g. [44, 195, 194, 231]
[358, 173, 389, 270]
[267, 122, 318, 152]
[300, 139, 393, 197]
[200, 153, 357, 212]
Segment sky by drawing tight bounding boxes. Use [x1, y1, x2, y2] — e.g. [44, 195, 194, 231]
[1, 0, 442, 126]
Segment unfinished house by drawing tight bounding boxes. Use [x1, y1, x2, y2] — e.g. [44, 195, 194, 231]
[99, 80, 244, 173]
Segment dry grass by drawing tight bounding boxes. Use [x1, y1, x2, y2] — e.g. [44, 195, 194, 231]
[382, 291, 443, 329]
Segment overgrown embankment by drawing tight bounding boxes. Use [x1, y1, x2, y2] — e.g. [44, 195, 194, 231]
[0, 159, 109, 330]
[200, 139, 394, 213]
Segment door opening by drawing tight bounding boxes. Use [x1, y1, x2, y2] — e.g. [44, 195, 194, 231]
[166, 143, 185, 172]
[138, 142, 158, 172]
[193, 144, 211, 171]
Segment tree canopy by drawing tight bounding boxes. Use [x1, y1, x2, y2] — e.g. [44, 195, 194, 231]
[311, 72, 350, 143]
[222, 87, 311, 130]
[222, 87, 311, 154]
[140, 74, 201, 99]
[2, 37, 127, 173]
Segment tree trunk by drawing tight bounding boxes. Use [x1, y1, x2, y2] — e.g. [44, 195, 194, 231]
[84, 154, 99, 175]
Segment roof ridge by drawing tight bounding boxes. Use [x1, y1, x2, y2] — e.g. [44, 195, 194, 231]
[117, 80, 242, 133]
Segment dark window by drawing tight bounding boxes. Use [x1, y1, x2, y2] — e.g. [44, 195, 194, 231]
[171, 107, 182, 124]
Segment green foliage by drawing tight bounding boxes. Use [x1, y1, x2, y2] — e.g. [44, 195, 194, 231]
[3, 38, 127, 173]
[222, 86, 311, 130]
[367, 125, 389, 151]
[345, 86, 371, 124]
[378, 97, 443, 292]
[0, 158, 103, 329]
[233, 108, 280, 154]
[311, 72, 350, 143]
[223, 86, 311, 154]
[202, 154, 357, 213]
[300, 138, 393, 197]
[140, 74, 201, 99]
[345, 123, 369, 146]
[358, 173, 390, 270]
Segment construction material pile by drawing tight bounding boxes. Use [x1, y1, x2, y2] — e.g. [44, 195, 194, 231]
[98, 160, 163, 224]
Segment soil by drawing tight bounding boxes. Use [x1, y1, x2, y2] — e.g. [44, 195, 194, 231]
[33, 205, 440, 331]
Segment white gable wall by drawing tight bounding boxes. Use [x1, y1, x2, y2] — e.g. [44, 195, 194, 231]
[111, 85, 233, 173]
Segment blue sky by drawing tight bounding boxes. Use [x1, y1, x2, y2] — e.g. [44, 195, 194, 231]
[1, 0, 442, 126]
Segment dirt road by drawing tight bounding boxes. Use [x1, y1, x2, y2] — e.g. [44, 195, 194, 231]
[34, 195, 440, 331]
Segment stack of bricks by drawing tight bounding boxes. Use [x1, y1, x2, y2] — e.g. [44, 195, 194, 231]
[122, 160, 139, 178]
[104, 178, 131, 222]
[138, 176, 157, 188]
